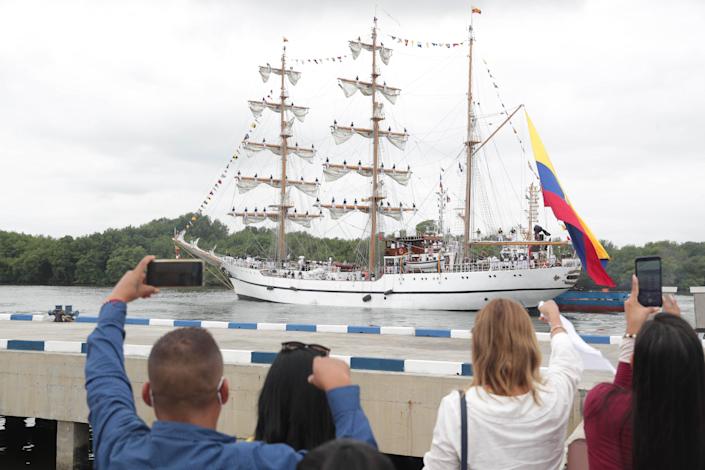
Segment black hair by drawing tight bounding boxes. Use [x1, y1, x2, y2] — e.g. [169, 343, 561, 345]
[297, 439, 394, 470]
[632, 313, 705, 470]
[255, 348, 335, 450]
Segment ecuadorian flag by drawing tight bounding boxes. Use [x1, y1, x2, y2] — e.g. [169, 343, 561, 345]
[526, 112, 615, 287]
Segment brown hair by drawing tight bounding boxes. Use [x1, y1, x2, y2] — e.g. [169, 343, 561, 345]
[471, 299, 543, 402]
[148, 327, 224, 412]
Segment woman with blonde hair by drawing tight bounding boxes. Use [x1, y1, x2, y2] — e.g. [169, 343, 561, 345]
[423, 299, 583, 470]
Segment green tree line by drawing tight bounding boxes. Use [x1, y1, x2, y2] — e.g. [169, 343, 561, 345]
[0, 214, 361, 286]
[0, 214, 703, 290]
[589, 240, 705, 291]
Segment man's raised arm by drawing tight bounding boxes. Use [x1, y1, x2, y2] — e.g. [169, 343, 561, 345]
[84, 256, 158, 467]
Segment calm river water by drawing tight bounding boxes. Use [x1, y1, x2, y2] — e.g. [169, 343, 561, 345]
[0, 285, 696, 334]
[0, 285, 696, 468]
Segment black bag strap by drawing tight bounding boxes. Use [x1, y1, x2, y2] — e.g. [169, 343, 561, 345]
[459, 389, 468, 470]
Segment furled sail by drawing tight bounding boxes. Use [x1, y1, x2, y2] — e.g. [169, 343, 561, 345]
[322, 162, 412, 185]
[348, 40, 393, 65]
[229, 210, 321, 228]
[259, 64, 301, 85]
[322, 164, 351, 182]
[242, 141, 316, 162]
[385, 169, 411, 185]
[316, 203, 368, 219]
[338, 78, 401, 104]
[330, 125, 408, 150]
[287, 213, 322, 228]
[316, 202, 415, 221]
[379, 206, 415, 221]
[248, 100, 309, 122]
[228, 210, 268, 225]
[235, 177, 261, 193]
[235, 176, 319, 197]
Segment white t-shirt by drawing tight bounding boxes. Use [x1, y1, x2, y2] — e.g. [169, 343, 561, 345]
[423, 333, 583, 470]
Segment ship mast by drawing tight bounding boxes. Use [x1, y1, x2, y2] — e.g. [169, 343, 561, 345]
[232, 43, 321, 252]
[437, 174, 448, 235]
[463, 23, 478, 256]
[368, 17, 381, 277]
[324, 19, 413, 274]
[526, 182, 540, 241]
[277, 40, 289, 262]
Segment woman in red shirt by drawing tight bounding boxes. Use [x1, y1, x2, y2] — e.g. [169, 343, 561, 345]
[584, 275, 705, 470]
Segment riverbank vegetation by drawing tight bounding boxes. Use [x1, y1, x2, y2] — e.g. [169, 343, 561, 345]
[0, 214, 703, 290]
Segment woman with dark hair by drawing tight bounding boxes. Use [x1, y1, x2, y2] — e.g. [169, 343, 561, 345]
[255, 341, 336, 451]
[584, 275, 705, 469]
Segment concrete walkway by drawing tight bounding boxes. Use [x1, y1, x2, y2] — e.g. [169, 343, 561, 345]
[0, 320, 617, 388]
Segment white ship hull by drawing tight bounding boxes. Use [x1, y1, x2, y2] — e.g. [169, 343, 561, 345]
[227, 264, 579, 311]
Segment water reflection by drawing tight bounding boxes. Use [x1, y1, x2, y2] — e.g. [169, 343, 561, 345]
[0, 416, 57, 469]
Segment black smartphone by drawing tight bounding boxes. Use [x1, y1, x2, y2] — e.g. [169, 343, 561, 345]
[635, 256, 662, 307]
[146, 260, 204, 287]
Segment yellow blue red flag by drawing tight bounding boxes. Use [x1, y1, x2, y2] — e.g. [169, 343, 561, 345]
[526, 112, 615, 287]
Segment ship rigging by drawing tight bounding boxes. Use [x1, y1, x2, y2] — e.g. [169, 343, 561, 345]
[175, 15, 590, 310]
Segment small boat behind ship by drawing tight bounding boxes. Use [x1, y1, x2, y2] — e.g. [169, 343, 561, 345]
[554, 290, 628, 313]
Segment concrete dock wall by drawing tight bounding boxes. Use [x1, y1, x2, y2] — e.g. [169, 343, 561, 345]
[0, 349, 484, 458]
[0, 349, 587, 461]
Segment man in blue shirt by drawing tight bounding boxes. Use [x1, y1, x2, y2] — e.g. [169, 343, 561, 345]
[85, 256, 377, 469]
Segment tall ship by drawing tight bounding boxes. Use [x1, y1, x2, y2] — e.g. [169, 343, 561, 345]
[176, 16, 615, 311]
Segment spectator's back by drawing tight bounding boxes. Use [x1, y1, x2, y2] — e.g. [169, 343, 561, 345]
[423, 299, 583, 470]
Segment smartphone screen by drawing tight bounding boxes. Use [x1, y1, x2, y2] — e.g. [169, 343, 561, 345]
[146, 260, 204, 287]
[635, 256, 662, 307]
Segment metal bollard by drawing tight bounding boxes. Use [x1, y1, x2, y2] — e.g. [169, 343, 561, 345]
[690, 287, 705, 333]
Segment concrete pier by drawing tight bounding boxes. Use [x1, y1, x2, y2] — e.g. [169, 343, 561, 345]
[0, 319, 619, 460]
[691, 286, 705, 330]
[56, 421, 89, 470]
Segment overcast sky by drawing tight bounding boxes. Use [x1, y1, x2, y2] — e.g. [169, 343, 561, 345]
[1, 0, 703, 246]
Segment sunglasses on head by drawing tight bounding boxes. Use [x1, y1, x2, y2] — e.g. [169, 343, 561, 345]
[281, 341, 330, 356]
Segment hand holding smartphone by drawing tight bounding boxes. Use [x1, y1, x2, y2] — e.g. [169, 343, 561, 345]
[635, 256, 662, 307]
[146, 260, 204, 287]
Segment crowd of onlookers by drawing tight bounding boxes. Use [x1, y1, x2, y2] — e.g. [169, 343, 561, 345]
[84, 256, 705, 469]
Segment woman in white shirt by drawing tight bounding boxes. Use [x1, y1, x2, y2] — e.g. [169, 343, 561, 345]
[423, 299, 583, 470]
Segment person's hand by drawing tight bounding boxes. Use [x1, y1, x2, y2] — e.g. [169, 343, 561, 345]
[106, 256, 159, 303]
[625, 274, 659, 335]
[662, 294, 681, 317]
[538, 300, 562, 328]
[308, 356, 351, 391]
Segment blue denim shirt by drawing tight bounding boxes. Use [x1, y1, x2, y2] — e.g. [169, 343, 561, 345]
[85, 301, 377, 469]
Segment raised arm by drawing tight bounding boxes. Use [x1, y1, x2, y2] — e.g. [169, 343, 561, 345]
[309, 357, 378, 448]
[612, 275, 678, 389]
[539, 300, 583, 389]
[326, 385, 376, 446]
[84, 256, 158, 467]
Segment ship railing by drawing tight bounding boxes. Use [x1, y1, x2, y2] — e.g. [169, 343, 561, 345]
[382, 257, 580, 275]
